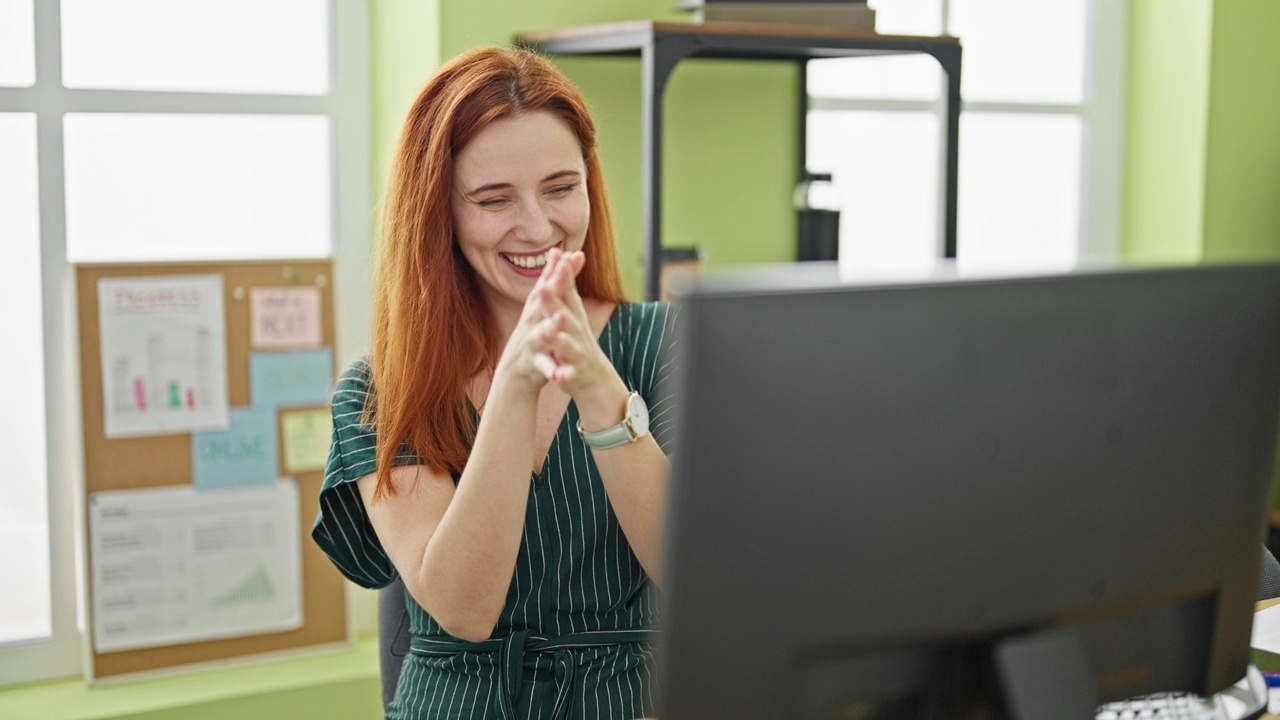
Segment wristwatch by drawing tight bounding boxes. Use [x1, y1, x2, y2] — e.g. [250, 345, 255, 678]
[577, 391, 650, 450]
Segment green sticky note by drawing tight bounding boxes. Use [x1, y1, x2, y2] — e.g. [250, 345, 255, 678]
[280, 407, 332, 474]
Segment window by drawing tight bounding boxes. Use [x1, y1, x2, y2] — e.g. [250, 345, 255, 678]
[0, 0, 369, 687]
[0, 112, 48, 647]
[806, 0, 1126, 273]
[0, 0, 35, 87]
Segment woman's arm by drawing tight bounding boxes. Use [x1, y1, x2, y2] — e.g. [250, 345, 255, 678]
[542, 283, 672, 585]
[355, 255, 575, 642]
[576, 385, 671, 584]
[356, 372, 540, 642]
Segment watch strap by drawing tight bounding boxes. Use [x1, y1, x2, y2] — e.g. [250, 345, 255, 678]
[577, 418, 636, 450]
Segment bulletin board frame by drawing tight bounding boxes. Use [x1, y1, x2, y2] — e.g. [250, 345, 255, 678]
[75, 260, 349, 682]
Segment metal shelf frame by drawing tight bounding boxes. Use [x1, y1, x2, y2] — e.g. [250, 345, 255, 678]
[517, 20, 962, 300]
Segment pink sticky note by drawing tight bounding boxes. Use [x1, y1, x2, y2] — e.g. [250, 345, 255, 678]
[250, 287, 323, 349]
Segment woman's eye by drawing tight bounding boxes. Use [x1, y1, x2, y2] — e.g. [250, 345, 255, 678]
[547, 185, 575, 197]
[477, 197, 509, 208]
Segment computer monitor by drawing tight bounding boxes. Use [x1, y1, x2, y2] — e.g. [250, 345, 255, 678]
[657, 263, 1280, 719]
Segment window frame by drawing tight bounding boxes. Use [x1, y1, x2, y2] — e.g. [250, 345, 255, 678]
[0, 0, 371, 687]
[806, 0, 1127, 264]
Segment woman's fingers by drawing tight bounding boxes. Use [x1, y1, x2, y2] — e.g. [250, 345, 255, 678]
[531, 352, 559, 380]
[545, 329, 584, 363]
[536, 308, 567, 342]
[537, 247, 563, 285]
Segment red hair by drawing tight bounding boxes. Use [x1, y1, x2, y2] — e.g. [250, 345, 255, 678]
[368, 47, 625, 498]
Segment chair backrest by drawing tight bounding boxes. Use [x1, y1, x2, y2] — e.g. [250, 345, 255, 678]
[379, 576, 412, 709]
[1259, 546, 1280, 602]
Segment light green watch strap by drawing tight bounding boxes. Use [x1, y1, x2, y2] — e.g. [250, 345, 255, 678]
[576, 419, 636, 450]
[577, 390, 649, 450]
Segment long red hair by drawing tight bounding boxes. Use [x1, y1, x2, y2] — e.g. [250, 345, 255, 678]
[367, 47, 625, 498]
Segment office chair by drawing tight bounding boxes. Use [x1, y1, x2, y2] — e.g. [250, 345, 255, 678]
[1259, 545, 1280, 602]
[379, 576, 412, 709]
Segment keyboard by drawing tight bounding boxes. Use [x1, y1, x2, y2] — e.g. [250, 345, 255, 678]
[1094, 666, 1267, 720]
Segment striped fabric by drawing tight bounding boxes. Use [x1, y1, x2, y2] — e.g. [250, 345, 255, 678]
[312, 302, 681, 720]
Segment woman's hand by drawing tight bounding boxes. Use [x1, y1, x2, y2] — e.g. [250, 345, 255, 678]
[491, 249, 576, 393]
[535, 251, 631, 419]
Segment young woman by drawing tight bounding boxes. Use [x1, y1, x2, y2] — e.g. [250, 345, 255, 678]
[312, 47, 680, 719]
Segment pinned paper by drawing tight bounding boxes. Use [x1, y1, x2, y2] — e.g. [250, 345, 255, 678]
[280, 407, 332, 474]
[192, 407, 279, 490]
[88, 481, 302, 652]
[249, 349, 333, 408]
[250, 287, 323, 349]
[98, 275, 229, 438]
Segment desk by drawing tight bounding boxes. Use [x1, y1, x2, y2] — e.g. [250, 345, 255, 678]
[515, 20, 962, 300]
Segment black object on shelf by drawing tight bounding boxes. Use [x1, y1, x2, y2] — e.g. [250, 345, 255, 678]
[797, 210, 839, 261]
[795, 171, 839, 261]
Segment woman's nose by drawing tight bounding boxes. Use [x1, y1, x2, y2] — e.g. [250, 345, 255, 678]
[513, 197, 554, 243]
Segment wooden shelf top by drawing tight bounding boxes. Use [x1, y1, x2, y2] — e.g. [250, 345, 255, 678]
[515, 19, 959, 58]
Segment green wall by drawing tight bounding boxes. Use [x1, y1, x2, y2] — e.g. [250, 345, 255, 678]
[371, 0, 441, 212]
[1124, 0, 1280, 263]
[1122, 0, 1214, 263]
[1201, 0, 1280, 261]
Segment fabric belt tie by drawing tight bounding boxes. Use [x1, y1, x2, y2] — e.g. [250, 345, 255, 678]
[409, 628, 658, 720]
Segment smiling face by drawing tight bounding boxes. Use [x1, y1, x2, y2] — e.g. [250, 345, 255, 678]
[451, 110, 590, 315]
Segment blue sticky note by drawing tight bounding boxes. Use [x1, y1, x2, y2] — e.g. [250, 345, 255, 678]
[249, 349, 334, 409]
[192, 406, 279, 490]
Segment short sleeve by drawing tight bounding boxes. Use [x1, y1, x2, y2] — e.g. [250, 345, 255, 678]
[628, 302, 682, 455]
[310, 358, 399, 589]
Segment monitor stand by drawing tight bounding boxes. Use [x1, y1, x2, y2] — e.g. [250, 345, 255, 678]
[995, 628, 1100, 720]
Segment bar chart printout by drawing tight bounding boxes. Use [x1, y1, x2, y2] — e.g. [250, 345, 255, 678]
[97, 274, 230, 438]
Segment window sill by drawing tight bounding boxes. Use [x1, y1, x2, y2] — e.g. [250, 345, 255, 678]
[0, 637, 381, 720]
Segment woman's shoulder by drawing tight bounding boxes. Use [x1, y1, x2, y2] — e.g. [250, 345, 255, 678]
[331, 357, 374, 421]
[333, 356, 374, 395]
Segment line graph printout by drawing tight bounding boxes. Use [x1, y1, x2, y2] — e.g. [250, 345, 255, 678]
[88, 481, 302, 653]
[98, 275, 230, 438]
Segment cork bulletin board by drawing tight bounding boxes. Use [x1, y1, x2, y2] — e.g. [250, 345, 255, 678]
[75, 260, 348, 681]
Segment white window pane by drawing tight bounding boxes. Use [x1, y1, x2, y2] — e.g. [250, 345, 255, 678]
[948, 0, 1087, 104]
[808, 55, 943, 102]
[869, 0, 945, 35]
[65, 114, 332, 262]
[808, 110, 940, 273]
[0, 0, 35, 87]
[0, 113, 51, 645]
[808, 0, 944, 100]
[62, 0, 329, 94]
[957, 113, 1082, 271]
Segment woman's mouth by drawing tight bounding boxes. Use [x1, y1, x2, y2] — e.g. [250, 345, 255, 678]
[501, 244, 561, 275]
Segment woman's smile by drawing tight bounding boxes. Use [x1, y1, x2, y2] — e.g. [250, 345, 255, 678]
[500, 242, 562, 276]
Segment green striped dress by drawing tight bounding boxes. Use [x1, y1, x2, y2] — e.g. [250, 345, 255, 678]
[312, 302, 680, 720]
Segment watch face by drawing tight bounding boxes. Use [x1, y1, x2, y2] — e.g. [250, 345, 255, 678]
[626, 392, 650, 437]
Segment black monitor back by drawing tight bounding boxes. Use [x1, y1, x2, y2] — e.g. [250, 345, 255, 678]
[659, 264, 1280, 719]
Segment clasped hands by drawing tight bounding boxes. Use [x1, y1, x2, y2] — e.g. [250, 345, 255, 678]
[499, 248, 618, 406]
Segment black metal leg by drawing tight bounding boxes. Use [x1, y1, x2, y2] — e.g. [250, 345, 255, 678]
[927, 43, 963, 260]
[797, 59, 810, 259]
[641, 35, 696, 301]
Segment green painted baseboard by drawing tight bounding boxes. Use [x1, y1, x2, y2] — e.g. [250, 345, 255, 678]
[0, 638, 382, 720]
